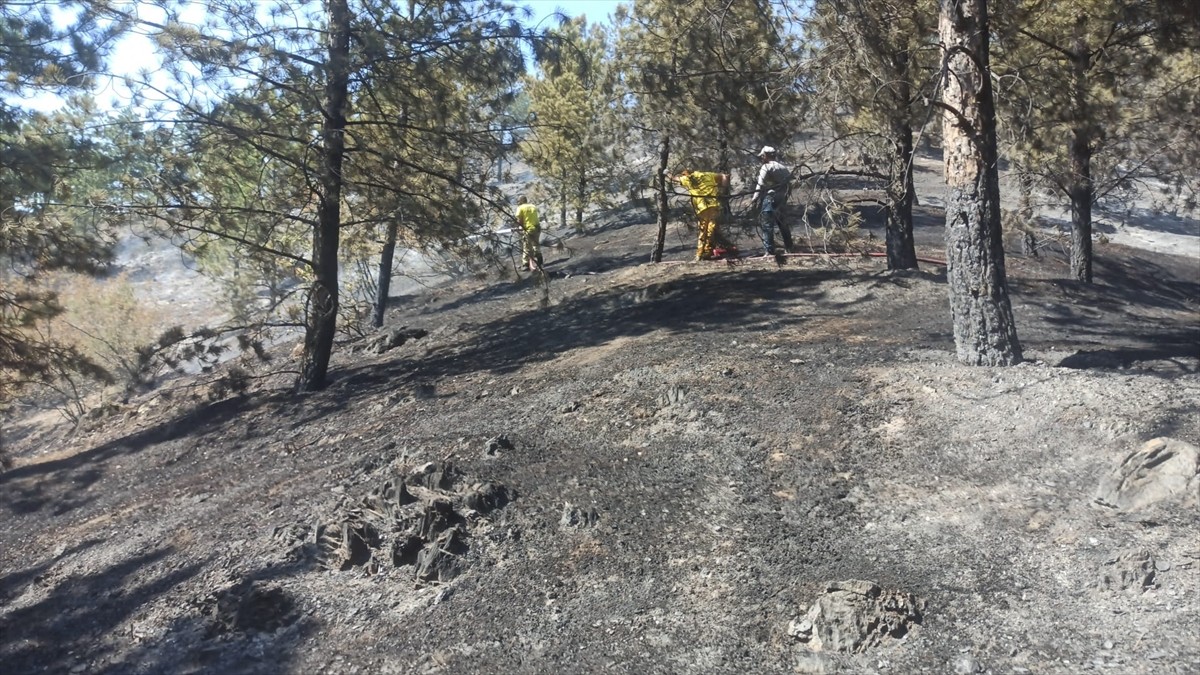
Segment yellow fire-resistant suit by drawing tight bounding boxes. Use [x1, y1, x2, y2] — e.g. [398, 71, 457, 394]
[516, 202, 542, 269]
[678, 171, 725, 261]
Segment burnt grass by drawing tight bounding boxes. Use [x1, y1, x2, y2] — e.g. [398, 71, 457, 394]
[2, 207, 1199, 674]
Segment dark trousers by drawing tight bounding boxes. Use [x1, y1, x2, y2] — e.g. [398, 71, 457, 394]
[759, 195, 793, 253]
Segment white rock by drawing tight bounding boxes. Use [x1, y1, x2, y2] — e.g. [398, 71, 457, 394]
[1095, 437, 1200, 511]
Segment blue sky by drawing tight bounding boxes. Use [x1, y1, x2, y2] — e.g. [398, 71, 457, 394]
[106, 0, 627, 77]
[20, 1, 627, 112]
[524, 0, 625, 26]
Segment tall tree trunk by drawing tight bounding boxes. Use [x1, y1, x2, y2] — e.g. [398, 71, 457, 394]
[717, 113, 733, 225]
[886, 128, 919, 270]
[885, 52, 919, 270]
[559, 166, 568, 232]
[1017, 168, 1038, 257]
[297, 0, 350, 392]
[651, 134, 671, 263]
[497, 124, 507, 179]
[575, 166, 586, 233]
[939, 0, 1023, 366]
[1068, 38, 1093, 282]
[1068, 131, 1093, 282]
[717, 113, 730, 174]
[372, 219, 399, 328]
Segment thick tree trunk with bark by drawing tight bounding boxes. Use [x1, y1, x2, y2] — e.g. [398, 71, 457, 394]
[885, 51, 919, 271]
[1068, 42, 1094, 282]
[886, 120, 919, 270]
[1070, 25, 1099, 281]
[939, 0, 1023, 366]
[1068, 134, 1093, 281]
[652, 134, 670, 263]
[372, 219, 399, 328]
[297, 0, 350, 392]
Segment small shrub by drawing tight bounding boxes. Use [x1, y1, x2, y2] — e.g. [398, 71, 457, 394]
[809, 202, 863, 252]
[51, 272, 170, 391]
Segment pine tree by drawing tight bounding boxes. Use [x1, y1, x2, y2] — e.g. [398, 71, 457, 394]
[350, 1, 526, 325]
[805, 0, 939, 269]
[940, 0, 1024, 365]
[615, 0, 802, 260]
[0, 3, 122, 405]
[118, 0, 530, 390]
[992, 0, 1197, 282]
[522, 17, 624, 233]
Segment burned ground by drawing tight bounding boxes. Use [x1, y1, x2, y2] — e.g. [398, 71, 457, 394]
[2, 207, 1198, 674]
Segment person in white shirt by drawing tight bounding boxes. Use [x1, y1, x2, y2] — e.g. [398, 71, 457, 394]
[751, 146, 793, 258]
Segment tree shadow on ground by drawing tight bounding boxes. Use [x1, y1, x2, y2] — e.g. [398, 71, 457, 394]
[0, 543, 319, 675]
[0, 268, 847, 503]
[338, 268, 875, 394]
[239, 266, 907, 438]
[0, 536, 106, 605]
[10, 247, 1188, 517]
[1011, 251, 1199, 316]
[411, 275, 538, 316]
[0, 393, 286, 513]
[7, 266, 946, 481]
[911, 205, 947, 230]
[1034, 209, 1200, 242]
[0, 547, 205, 673]
[94, 557, 321, 675]
[1145, 403, 1200, 439]
[552, 249, 663, 276]
[415, 237, 691, 318]
[1056, 345, 1199, 373]
[578, 202, 657, 237]
[1014, 296, 1196, 352]
[1097, 205, 1200, 238]
[377, 292, 433, 315]
[1009, 252, 1200, 375]
[1096, 257, 1199, 309]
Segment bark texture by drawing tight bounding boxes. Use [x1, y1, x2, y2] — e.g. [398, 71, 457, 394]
[559, 166, 568, 233]
[576, 167, 586, 233]
[372, 219, 399, 329]
[298, 0, 350, 391]
[1068, 33, 1094, 283]
[1017, 170, 1038, 257]
[651, 134, 670, 263]
[939, 0, 1023, 366]
[886, 113, 919, 270]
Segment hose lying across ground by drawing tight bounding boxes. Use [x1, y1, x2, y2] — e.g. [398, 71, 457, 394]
[658, 251, 948, 267]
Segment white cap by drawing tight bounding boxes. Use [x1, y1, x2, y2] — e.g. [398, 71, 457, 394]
[757, 145, 776, 157]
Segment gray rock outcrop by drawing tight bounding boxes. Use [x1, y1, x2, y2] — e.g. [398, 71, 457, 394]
[790, 580, 925, 653]
[1094, 437, 1200, 512]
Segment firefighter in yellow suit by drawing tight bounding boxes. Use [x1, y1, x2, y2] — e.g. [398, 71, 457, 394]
[673, 170, 728, 261]
[515, 195, 542, 271]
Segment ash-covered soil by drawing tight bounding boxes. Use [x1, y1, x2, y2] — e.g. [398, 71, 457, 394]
[2, 205, 1199, 674]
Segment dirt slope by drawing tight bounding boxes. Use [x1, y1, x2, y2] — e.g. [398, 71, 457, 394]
[2, 208, 1199, 674]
